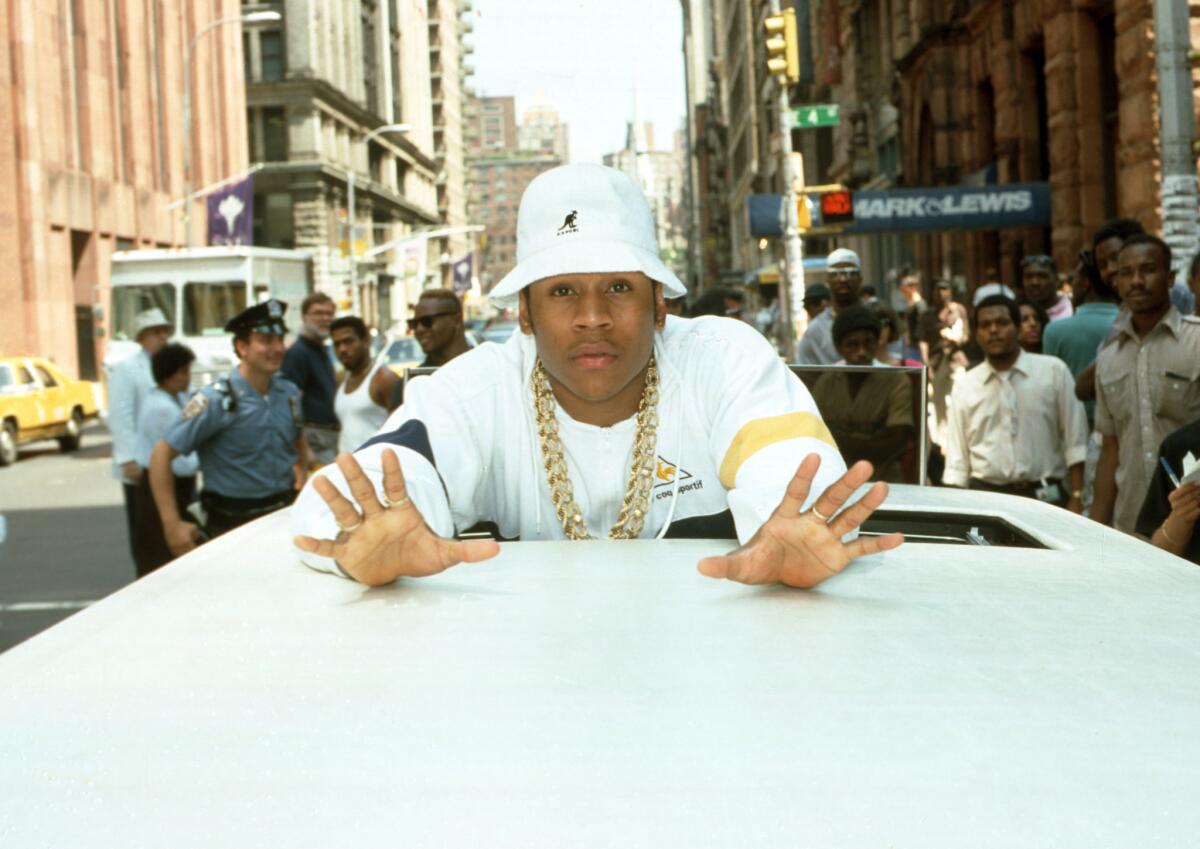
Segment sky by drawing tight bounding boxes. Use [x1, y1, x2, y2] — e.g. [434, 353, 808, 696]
[469, 0, 687, 164]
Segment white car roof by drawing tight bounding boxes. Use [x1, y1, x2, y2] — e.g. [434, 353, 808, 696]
[0, 488, 1197, 846]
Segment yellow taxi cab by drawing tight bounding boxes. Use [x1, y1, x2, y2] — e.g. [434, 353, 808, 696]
[0, 356, 102, 466]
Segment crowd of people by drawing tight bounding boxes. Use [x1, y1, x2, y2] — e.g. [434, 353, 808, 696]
[792, 218, 1200, 562]
[106, 162, 1200, 579]
[105, 288, 476, 577]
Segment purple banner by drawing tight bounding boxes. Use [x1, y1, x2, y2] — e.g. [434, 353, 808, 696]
[452, 252, 473, 294]
[207, 175, 254, 246]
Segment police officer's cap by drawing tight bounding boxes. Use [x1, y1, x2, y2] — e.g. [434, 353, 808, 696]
[224, 298, 288, 336]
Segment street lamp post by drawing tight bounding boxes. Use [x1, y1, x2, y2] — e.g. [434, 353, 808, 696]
[182, 10, 281, 247]
[347, 123, 411, 316]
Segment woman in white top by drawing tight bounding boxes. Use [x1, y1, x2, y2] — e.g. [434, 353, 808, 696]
[330, 317, 400, 456]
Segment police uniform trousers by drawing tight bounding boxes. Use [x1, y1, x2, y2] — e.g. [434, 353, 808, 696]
[132, 472, 197, 578]
[201, 489, 298, 539]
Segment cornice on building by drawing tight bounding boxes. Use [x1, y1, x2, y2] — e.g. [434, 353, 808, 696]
[254, 161, 440, 225]
[248, 77, 440, 174]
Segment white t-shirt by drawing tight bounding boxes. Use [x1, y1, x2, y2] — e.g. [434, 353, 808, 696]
[292, 315, 847, 575]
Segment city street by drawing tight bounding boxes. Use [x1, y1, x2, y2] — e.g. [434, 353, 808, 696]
[0, 424, 136, 653]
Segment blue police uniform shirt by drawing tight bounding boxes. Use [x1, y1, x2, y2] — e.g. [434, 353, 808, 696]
[166, 369, 302, 499]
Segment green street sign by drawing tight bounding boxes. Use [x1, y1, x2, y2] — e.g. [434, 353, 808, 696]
[792, 105, 840, 129]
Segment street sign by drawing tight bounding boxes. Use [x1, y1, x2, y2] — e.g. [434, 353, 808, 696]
[792, 105, 840, 129]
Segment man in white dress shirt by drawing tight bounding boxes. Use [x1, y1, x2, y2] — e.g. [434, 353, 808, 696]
[944, 294, 1088, 511]
[107, 307, 172, 557]
[292, 164, 903, 589]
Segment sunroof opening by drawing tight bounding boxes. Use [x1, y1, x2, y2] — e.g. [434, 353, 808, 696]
[861, 510, 1048, 548]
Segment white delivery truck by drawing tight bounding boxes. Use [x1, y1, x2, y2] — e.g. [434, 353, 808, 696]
[105, 246, 313, 387]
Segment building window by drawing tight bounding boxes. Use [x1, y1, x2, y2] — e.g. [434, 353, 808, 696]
[260, 30, 285, 81]
[362, 0, 378, 113]
[262, 107, 288, 160]
[253, 192, 295, 248]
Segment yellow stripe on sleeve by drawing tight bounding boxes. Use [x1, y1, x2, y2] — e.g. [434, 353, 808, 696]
[718, 412, 837, 489]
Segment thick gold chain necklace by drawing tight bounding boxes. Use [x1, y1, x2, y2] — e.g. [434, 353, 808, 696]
[532, 355, 659, 540]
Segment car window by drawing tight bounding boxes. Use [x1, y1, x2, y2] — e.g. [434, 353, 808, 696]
[0, 364, 11, 391]
[15, 365, 33, 384]
[34, 366, 58, 388]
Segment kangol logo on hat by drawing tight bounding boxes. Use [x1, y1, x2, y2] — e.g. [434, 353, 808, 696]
[488, 164, 687, 301]
[557, 210, 579, 235]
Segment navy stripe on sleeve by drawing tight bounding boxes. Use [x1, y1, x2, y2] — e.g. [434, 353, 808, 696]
[358, 418, 438, 468]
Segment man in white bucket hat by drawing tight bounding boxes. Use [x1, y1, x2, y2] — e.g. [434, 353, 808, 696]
[291, 164, 902, 588]
[109, 306, 173, 560]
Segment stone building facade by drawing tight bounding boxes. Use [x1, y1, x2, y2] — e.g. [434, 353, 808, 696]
[0, 0, 249, 377]
[427, 0, 474, 287]
[689, 0, 1200, 301]
[244, 0, 442, 327]
[797, 0, 1200, 293]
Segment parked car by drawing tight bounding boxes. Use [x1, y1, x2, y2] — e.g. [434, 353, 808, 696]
[0, 356, 102, 465]
[379, 334, 425, 378]
[0, 485, 1197, 846]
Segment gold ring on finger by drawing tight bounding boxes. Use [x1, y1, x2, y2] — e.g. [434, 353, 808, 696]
[337, 515, 364, 533]
[384, 494, 410, 509]
[809, 504, 833, 523]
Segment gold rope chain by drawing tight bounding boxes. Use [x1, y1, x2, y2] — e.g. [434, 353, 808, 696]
[531, 355, 660, 540]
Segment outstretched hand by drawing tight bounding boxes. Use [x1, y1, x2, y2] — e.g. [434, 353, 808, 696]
[697, 454, 903, 589]
[292, 449, 500, 586]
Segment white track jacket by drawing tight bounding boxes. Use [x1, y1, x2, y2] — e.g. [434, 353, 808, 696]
[292, 316, 846, 575]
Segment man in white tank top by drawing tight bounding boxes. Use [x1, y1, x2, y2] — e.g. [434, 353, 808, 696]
[331, 316, 400, 455]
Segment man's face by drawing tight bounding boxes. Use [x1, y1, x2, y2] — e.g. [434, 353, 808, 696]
[1116, 243, 1171, 316]
[837, 329, 878, 366]
[899, 278, 920, 303]
[934, 285, 952, 307]
[139, 325, 170, 355]
[1021, 263, 1057, 306]
[827, 264, 862, 307]
[236, 332, 286, 375]
[975, 305, 1019, 358]
[303, 302, 335, 338]
[410, 299, 462, 356]
[331, 327, 370, 371]
[1094, 236, 1125, 290]
[803, 298, 828, 320]
[519, 272, 665, 421]
[1188, 266, 1200, 314]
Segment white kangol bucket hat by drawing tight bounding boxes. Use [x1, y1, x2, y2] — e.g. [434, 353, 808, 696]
[489, 163, 688, 301]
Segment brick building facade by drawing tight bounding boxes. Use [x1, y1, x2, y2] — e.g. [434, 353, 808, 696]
[0, 0, 249, 378]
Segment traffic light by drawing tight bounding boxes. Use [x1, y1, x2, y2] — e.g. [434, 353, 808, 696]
[819, 190, 855, 226]
[763, 8, 800, 85]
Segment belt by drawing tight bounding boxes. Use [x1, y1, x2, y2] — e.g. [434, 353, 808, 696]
[968, 478, 1059, 497]
[202, 490, 296, 512]
[304, 422, 341, 432]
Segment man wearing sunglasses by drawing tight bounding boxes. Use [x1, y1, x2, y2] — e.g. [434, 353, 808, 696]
[388, 290, 476, 410]
[409, 290, 473, 367]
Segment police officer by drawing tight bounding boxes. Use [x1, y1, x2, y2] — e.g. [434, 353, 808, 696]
[149, 298, 311, 557]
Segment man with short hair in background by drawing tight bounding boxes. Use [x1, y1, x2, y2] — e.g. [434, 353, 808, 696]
[332, 316, 399, 455]
[797, 248, 863, 364]
[1092, 234, 1200, 534]
[1021, 254, 1072, 322]
[281, 292, 339, 466]
[108, 307, 172, 558]
[944, 295, 1088, 513]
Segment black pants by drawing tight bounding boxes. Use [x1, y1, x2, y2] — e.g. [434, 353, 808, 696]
[132, 474, 197, 578]
[122, 483, 138, 561]
[201, 490, 298, 539]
